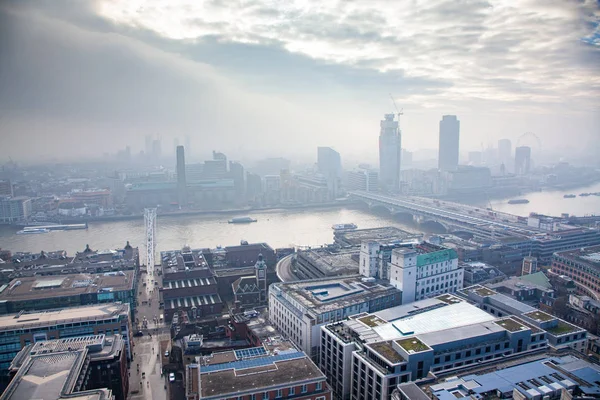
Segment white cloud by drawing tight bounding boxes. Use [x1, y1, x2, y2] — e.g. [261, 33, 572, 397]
[98, 0, 600, 110]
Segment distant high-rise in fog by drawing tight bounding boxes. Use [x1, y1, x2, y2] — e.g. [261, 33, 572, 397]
[379, 114, 401, 190]
[498, 139, 512, 170]
[515, 146, 531, 175]
[152, 139, 161, 160]
[438, 115, 460, 171]
[176, 145, 187, 206]
[145, 135, 152, 156]
[317, 147, 342, 198]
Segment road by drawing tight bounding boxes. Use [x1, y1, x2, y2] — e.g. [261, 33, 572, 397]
[130, 263, 170, 400]
[276, 254, 298, 283]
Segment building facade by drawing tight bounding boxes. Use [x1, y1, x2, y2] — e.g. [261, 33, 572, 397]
[515, 145, 531, 175]
[346, 169, 378, 192]
[438, 115, 460, 172]
[0, 196, 31, 223]
[0, 303, 132, 379]
[379, 114, 401, 191]
[551, 245, 600, 298]
[269, 276, 401, 359]
[387, 244, 463, 304]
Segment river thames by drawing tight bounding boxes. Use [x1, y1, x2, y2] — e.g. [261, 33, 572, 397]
[0, 182, 598, 255]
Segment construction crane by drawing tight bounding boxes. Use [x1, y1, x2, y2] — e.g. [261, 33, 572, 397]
[389, 93, 403, 123]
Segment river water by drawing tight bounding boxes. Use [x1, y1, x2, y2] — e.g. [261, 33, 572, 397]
[0, 182, 598, 255]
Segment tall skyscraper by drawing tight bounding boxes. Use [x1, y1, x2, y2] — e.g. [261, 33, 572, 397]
[144, 135, 152, 156]
[379, 114, 401, 190]
[317, 147, 342, 198]
[176, 146, 187, 206]
[185, 135, 191, 160]
[498, 139, 512, 171]
[438, 115, 460, 171]
[152, 139, 161, 160]
[515, 146, 531, 175]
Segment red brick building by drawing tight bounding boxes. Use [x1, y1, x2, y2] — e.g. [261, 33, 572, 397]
[552, 245, 600, 299]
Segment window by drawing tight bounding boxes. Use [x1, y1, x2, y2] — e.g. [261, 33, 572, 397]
[290, 387, 295, 395]
[276, 389, 282, 398]
[263, 392, 269, 400]
[301, 384, 307, 393]
[316, 382, 322, 391]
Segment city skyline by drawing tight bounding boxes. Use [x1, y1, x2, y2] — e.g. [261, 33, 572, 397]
[0, 0, 598, 164]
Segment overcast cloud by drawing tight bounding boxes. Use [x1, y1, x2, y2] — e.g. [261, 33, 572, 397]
[0, 0, 598, 164]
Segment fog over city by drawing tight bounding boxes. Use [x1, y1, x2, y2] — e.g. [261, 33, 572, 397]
[0, 0, 598, 165]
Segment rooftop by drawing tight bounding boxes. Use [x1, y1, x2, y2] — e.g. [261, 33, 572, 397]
[555, 245, 600, 270]
[272, 275, 399, 315]
[494, 317, 530, 333]
[368, 341, 404, 363]
[524, 310, 554, 322]
[429, 355, 600, 399]
[198, 340, 326, 399]
[488, 272, 553, 293]
[0, 303, 130, 331]
[546, 320, 582, 336]
[396, 337, 430, 353]
[373, 301, 495, 341]
[0, 271, 135, 302]
[461, 284, 497, 297]
[333, 227, 415, 246]
[296, 247, 359, 275]
[0, 336, 119, 400]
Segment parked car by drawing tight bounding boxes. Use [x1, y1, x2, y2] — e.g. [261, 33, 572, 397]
[169, 373, 175, 382]
[164, 350, 169, 357]
[134, 331, 144, 337]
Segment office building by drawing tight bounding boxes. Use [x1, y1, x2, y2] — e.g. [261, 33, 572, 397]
[383, 242, 463, 304]
[359, 241, 419, 281]
[438, 115, 460, 171]
[498, 138, 511, 170]
[0, 271, 137, 316]
[2, 334, 127, 400]
[443, 165, 492, 194]
[187, 339, 332, 400]
[70, 189, 113, 208]
[552, 245, 600, 299]
[269, 276, 401, 358]
[176, 145, 187, 206]
[0, 180, 13, 197]
[333, 227, 415, 248]
[317, 147, 342, 198]
[379, 114, 401, 190]
[346, 169, 378, 192]
[0, 303, 132, 376]
[0, 196, 31, 223]
[423, 354, 600, 399]
[515, 145, 531, 175]
[460, 285, 588, 352]
[320, 294, 547, 400]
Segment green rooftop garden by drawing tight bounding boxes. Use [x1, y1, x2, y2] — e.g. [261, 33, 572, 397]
[369, 342, 404, 364]
[436, 294, 462, 304]
[495, 318, 527, 332]
[512, 317, 542, 333]
[524, 310, 554, 322]
[358, 315, 387, 328]
[473, 286, 496, 297]
[397, 338, 429, 353]
[546, 320, 581, 336]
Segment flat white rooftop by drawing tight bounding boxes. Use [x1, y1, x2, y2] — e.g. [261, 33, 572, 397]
[373, 301, 495, 340]
[0, 303, 129, 331]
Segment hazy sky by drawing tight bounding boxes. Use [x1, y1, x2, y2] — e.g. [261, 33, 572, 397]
[0, 0, 598, 164]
